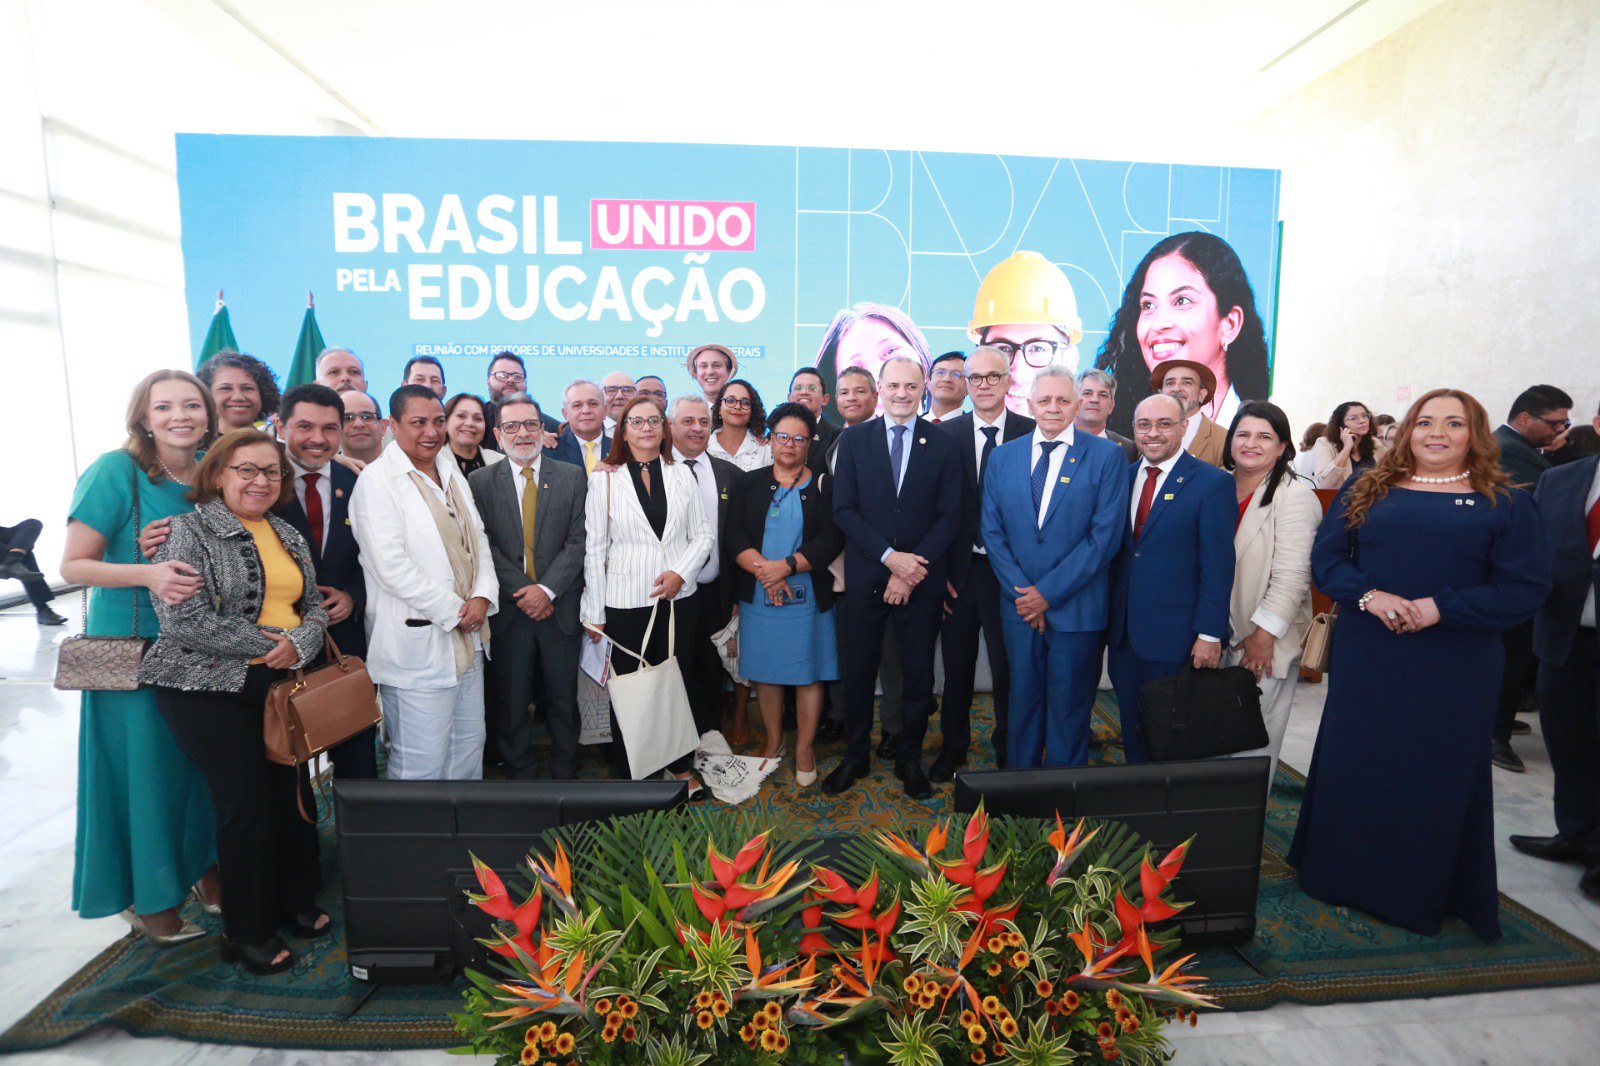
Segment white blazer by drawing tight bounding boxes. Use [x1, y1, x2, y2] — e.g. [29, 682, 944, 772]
[581, 461, 713, 625]
[350, 440, 500, 689]
[1228, 473, 1321, 678]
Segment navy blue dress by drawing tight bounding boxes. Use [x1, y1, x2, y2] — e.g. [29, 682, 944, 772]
[1288, 485, 1548, 939]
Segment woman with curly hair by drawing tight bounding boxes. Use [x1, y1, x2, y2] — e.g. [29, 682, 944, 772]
[1288, 388, 1550, 939]
[197, 350, 281, 433]
[707, 379, 771, 472]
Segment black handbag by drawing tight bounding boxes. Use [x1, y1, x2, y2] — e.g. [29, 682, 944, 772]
[1138, 664, 1267, 761]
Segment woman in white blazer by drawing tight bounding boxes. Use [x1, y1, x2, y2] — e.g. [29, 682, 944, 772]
[349, 389, 499, 781]
[582, 395, 714, 792]
[1223, 401, 1322, 786]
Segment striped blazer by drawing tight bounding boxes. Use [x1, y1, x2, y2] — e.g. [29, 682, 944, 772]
[580, 461, 713, 625]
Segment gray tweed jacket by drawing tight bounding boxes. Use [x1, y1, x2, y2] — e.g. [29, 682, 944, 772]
[140, 498, 328, 692]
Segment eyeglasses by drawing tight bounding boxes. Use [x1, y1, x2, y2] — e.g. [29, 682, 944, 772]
[931, 368, 966, 381]
[498, 419, 544, 434]
[602, 385, 637, 397]
[988, 340, 1069, 368]
[966, 371, 1007, 387]
[637, 388, 667, 401]
[1343, 412, 1370, 424]
[1537, 416, 1572, 430]
[720, 397, 752, 410]
[226, 463, 287, 482]
[771, 432, 810, 446]
[789, 382, 822, 395]
[489, 370, 526, 385]
[1133, 419, 1180, 434]
[624, 415, 664, 428]
[342, 412, 380, 424]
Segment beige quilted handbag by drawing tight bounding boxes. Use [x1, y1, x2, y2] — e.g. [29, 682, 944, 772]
[54, 464, 148, 691]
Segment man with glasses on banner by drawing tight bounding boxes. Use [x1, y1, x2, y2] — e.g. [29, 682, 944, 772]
[968, 252, 1084, 418]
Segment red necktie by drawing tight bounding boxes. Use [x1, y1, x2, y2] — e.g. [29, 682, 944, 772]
[1587, 493, 1600, 552]
[1134, 465, 1161, 540]
[303, 472, 324, 551]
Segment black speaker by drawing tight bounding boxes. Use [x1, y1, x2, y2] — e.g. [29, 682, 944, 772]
[953, 757, 1270, 948]
[334, 779, 686, 983]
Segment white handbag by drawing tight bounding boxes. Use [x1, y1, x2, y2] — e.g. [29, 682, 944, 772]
[586, 600, 700, 780]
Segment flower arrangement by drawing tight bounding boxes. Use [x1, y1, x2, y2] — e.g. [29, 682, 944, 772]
[453, 806, 1212, 1065]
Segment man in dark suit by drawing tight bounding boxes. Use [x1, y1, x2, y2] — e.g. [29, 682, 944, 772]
[484, 351, 561, 435]
[930, 346, 1034, 777]
[982, 365, 1129, 770]
[545, 379, 611, 472]
[669, 394, 740, 736]
[1107, 394, 1236, 763]
[1492, 384, 1575, 772]
[825, 356, 963, 798]
[789, 367, 839, 475]
[1514, 413, 1600, 903]
[468, 393, 588, 779]
[277, 384, 375, 779]
[1074, 368, 1138, 462]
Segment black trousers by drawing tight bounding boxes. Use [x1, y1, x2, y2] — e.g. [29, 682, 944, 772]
[1, 520, 54, 609]
[486, 608, 582, 779]
[155, 665, 321, 946]
[1536, 631, 1600, 858]
[328, 726, 379, 780]
[679, 581, 729, 736]
[1495, 619, 1539, 744]
[935, 553, 1011, 761]
[604, 600, 695, 778]
[841, 578, 941, 766]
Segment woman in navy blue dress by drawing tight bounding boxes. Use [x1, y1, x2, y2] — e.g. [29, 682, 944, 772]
[1289, 389, 1549, 939]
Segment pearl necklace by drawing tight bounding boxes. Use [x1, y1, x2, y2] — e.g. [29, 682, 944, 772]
[1410, 471, 1468, 484]
[157, 456, 192, 487]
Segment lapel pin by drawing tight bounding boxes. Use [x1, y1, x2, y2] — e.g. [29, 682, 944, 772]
[1175, 476, 1185, 484]
[335, 488, 345, 498]
[1059, 476, 1070, 484]
[918, 437, 926, 445]
[1466, 498, 1476, 505]
[1069, 457, 1077, 463]
[1163, 493, 1175, 500]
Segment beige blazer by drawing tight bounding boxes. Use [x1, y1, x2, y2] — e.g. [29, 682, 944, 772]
[1229, 473, 1321, 678]
[1187, 417, 1227, 468]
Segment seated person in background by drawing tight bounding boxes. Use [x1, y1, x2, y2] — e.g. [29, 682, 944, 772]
[1, 519, 66, 625]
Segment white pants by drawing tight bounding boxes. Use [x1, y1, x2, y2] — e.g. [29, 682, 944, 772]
[1222, 649, 1301, 792]
[380, 652, 486, 780]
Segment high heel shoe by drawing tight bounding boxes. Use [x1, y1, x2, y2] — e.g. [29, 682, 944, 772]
[288, 910, 332, 939]
[794, 764, 818, 788]
[189, 885, 222, 919]
[221, 936, 296, 975]
[119, 908, 207, 947]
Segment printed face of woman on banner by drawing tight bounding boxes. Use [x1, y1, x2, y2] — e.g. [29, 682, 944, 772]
[814, 303, 932, 419]
[1136, 253, 1242, 419]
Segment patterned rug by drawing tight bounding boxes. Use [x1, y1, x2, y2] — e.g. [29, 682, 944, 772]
[4, 695, 1598, 1053]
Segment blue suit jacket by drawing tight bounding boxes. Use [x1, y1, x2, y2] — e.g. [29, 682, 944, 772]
[982, 432, 1130, 632]
[544, 430, 610, 469]
[276, 461, 367, 657]
[1108, 451, 1236, 662]
[833, 416, 963, 594]
[1533, 453, 1599, 666]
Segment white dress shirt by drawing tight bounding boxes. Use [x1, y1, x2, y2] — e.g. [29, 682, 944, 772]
[675, 447, 720, 583]
[508, 452, 556, 602]
[1131, 451, 1218, 643]
[1584, 461, 1600, 629]
[707, 429, 772, 472]
[1030, 425, 1074, 527]
[972, 410, 1008, 553]
[290, 456, 334, 554]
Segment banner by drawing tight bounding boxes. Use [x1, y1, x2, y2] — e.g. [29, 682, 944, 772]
[177, 135, 1279, 425]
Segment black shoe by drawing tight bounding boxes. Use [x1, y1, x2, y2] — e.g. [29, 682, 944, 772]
[1509, 834, 1592, 864]
[876, 732, 899, 759]
[822, 760, 870, 796]
[897, 759, 933, 801]
[35, 607, 67, 626]
[221, 936, 296, 975]
[1511, 720, 1532, 736]
[0, 556, 43, 582]
[1581, 864, 1600, 904]
[1491, 741, 1525, 773]
[287, 910, 333, 939]
[815, 719, 842, 743]
[928, 752, 964, 784]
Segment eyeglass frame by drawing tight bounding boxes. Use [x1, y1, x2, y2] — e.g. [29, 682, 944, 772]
[342, 411, 381, 424]
[497, 419, 545, 435]
[601, 384, 637, 396]
[965, 370, 1009, 388]
[987, 339, 1071, 368]
[623, 415, 664, 428]
[488, 370, 526, 384]
[720, 396, 753, 410]
[770, 431, 810, 446]
[225, 463, 288, 482]
[1132, 418, 1182, 434]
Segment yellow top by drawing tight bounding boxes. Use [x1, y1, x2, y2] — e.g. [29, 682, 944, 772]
[241, 516, 303, 631]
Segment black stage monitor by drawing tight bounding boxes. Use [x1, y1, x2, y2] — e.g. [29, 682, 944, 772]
[335, 778, 686, 983]
[953, 757, 1270, 948]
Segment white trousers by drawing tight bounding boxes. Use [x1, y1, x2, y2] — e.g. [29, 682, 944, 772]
[379, 652, 486, 781]
[1222, 649, 1301, 792]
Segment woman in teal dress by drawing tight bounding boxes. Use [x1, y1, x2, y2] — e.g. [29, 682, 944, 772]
[726, 404, 843, 787]
[60, 370, 220, 943]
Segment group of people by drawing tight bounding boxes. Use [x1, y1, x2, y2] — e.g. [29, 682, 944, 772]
[52, 240, 1599, 977]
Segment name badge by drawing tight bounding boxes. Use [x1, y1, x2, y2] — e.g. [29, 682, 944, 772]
[1059, 476, 1071, 484]
[1163, 493, 1175, 500]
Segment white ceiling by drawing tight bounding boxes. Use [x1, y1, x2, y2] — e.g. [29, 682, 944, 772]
[126, 0, 1446, 164]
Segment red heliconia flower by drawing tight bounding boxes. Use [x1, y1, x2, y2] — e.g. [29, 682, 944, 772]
[970, 860, 1007, 905]
[692, 881, 728, 925]
[963, 805, 991, 868]
[709, 831, 771, 890]
[810, 865, 857, 905]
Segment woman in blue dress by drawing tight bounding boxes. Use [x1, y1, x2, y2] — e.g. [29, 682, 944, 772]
[727, 403, 843, 787]
[59, 370, 220, 943]
[1289, 389, 1550, 939]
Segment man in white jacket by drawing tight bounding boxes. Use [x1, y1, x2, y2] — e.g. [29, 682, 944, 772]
[350, 385, 499, 779]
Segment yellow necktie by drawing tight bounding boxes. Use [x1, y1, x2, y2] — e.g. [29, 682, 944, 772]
[520, 465, 539, 581]
[583, 439, 598, 474]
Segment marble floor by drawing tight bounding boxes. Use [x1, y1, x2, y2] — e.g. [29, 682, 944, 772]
[1, 596, 1597, 1064]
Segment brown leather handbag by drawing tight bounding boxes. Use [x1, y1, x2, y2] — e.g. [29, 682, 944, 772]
[263, 629, 380, 821]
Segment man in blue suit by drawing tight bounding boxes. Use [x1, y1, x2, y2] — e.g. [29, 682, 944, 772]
[825, 356, 964, 799]
[982, 366, 1130, 769]
[277, 384, 376, 778]
[1513, 418, 1600, 902]
[544, 379, 611, 472]
[1107, 394, 1236, 763]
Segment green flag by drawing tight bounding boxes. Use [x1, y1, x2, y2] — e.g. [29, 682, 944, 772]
[197, 289, 238, 368]
[285, 291, 325, 390]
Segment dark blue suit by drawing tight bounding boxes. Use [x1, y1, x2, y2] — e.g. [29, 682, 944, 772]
[1533, 454, 1600, 860]
[277, 460, 375, 778]
[1106, 451, 1236, 763]
[544, 430, 610, 469]
[982, 430, 1130, 768]
[834, 416, 963, 766]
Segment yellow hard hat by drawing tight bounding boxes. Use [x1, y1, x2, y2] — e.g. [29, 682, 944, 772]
[968, 251, 1083, 345]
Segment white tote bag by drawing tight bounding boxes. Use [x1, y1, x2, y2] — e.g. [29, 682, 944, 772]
[587, 600, 699, 780]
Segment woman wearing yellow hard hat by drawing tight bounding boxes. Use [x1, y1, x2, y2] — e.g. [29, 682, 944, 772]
[1094, 232, 1271, 439]
[967, 251, 1083, 416]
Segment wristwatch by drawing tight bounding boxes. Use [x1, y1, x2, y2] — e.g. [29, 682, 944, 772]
[784, 554, 797, 575]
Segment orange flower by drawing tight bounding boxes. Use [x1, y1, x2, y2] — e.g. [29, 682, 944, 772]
[775, 1032, 789, 1051]
[740, 1023, 757, 1043]
[619, 1000, 639, 1019]
[1121, 1014, 1141, 1034]
[999, 1016, 1019, 1038]
[1106, 990, 1124, 1011]
[600, 1027, 617, 1043]
[1035, 979, 1054, 998]
[960, 1009, 977, 1027]
[695, 990, 714, 1008]
[1061, 990, 1081, 1012]
[621, 1024, 637, 1042]
[967, 1024, 987, 1045]
[1011, 950, 1030, 968]
[1044, 998, 1061, 1016]
[524, 1025, 541, 1046]
[763, 1001, 783, 1021]
[986, 962, 1002, 977]
[696, 1009, 715, 1029]
[986, 936, 1005, 953]
[981, 995, 1001, 1014]
[903, 974, 922, 994]
[594, 998, 613, 1016]
[970, 1051, 986, 1065]
[752, 1011, 770, 1030]
[712, 998, 730, 1017]
[519, 1047, 536, 1065]
[760, 1028, 781, 1050]
[1096, 1021, 1115, 1040]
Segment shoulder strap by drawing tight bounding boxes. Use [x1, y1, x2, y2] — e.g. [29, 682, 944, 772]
[129, 462, 142, 638]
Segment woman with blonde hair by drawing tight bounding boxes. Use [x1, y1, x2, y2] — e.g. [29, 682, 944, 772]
[1289, 388, 1550, 939]
[59, 370, 221, 943]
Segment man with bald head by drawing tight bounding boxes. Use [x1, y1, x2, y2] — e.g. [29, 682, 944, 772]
[316, 347, 367, 395]
[1106, 394, 1236, 762]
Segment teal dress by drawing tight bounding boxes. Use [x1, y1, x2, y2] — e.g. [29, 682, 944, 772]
[69, 450, 216, 918]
